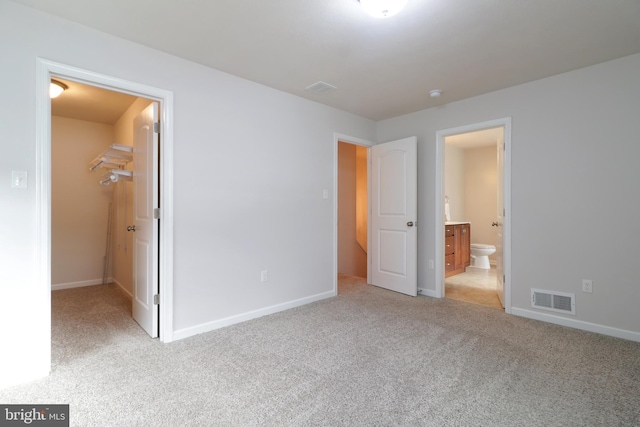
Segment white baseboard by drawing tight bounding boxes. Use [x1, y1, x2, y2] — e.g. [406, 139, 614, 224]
[418, 287, 438, 298]
[110, 278, 133, 300]
[511, 307, 640, 343]
[52, 278, 113, 291]
[173, 290, 335, 341]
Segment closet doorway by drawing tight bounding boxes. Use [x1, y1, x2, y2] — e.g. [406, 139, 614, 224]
[32, 58, 173, 382]
[51, 79, 159, 336]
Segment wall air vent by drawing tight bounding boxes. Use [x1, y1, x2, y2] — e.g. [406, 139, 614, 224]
[305, 81, 337, 95]
[531, 289, 575, 315]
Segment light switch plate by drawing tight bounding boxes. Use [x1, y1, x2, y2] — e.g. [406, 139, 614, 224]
[11, 171, 27, 189]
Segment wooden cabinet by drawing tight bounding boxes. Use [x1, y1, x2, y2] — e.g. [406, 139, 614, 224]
[445, 226, 455, 275]
[445, 223, 470, 277]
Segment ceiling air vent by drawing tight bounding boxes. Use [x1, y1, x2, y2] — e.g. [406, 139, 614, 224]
[305, 81, 337, 95]
[531, 289, 575, 315]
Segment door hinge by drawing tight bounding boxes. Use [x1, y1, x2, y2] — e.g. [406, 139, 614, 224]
[503, 274, 506, 284]
[153, 208, 161, 219]
[153, 294, 160, 305]
[153, 122, 160, 134]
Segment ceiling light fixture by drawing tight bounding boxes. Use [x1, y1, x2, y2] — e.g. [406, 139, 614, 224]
[359, 0, 408, 18]
[429, 89, 442, 98]
[50, 80, 68, 99]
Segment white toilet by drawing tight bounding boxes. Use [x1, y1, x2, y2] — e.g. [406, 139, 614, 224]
[470, 243, 496, 269]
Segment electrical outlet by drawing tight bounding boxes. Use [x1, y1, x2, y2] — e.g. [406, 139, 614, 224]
[261, 270, 269, 283]
[582, 279, 593, 293]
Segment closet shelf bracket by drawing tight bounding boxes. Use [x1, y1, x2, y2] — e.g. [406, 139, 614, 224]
[91, 144, 133, 186]
[89, 144, 133, 171]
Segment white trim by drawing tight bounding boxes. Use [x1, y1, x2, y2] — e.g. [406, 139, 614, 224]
[334, 133, 374, 148]
[418, 287, 438, 298]
[111, 279, 133, 300]
[435, 118, 512, 314]
[173, 290, 335, 341]
[52, 278, 114, 291]
[512, 308, 640, 343]
[35, 59, 52, 380]
[36, 59, 175, 346]
[333, 133, 374, 295]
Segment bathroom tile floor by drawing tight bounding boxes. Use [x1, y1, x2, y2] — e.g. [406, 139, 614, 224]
[445, 266, 503, 309]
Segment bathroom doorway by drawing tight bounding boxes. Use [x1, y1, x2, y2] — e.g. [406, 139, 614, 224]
[443, 127, 501, 308]
[435, 119, 511, 312]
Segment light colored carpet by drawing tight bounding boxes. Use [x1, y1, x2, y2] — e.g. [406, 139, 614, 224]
[1, 276, 639, 426]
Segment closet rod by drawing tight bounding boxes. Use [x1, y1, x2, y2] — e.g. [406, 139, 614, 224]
[100, 169, 133, 186]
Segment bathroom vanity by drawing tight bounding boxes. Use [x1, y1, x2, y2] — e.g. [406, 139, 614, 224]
[445, 222, 470, 277]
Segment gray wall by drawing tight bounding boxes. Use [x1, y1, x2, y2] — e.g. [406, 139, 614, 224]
[0, 1, 375, 387]
[377, 52, 640, 337]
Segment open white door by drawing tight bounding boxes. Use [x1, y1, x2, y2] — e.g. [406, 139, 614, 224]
[496, 130, 505, 307]
[370, 137, 418, 296]
[131, 102, 159, 337]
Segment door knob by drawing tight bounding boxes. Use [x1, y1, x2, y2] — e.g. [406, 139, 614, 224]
[127, 225, 136, 232]
[407, 221, 414, 227]
[491, 222, 499, 227]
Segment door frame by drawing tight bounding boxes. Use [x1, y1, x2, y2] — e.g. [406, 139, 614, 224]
[434, 118, 512, 313]
[36, 59, 175, 347]
[333, 133, 374, 294]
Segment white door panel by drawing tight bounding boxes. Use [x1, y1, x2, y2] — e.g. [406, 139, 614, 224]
[370, 137, 417, 296]
[135, 240, 150, 307]
[132, 102, 159, 338]
[379, 230, 407, 275]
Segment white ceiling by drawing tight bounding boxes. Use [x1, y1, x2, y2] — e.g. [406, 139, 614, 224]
[17, 0, 640, 121]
